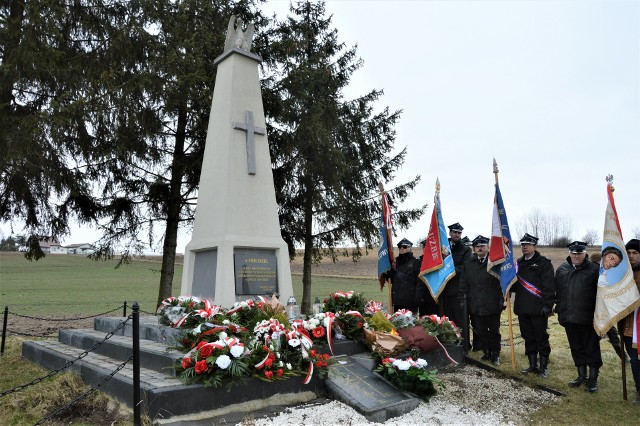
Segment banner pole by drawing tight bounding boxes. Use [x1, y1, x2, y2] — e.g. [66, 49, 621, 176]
[618, 320, 628, 400]
[507, 292, 516, 371]
[379, 182, 394, 312]
[494, 159, 516, 370]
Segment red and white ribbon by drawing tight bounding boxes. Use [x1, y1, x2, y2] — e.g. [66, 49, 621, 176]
[303, 360, 314, 384]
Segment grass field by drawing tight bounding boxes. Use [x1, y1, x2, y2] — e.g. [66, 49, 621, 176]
[1, 251, 639, 425]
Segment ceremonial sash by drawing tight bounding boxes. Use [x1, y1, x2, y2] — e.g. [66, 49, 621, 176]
[517, 275, 542, 298]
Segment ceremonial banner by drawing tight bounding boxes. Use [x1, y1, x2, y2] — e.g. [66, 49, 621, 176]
[378, 190, 395, 289]
[419, 181, 455, 301]
[487, 182, 517, 296]
[593, 177, 640, 335]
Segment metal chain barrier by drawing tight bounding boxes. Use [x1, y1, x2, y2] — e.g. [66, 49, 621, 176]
[9, 305, 125, 322]
[34, 356, 133, 426]
[0, 316, 131, 398]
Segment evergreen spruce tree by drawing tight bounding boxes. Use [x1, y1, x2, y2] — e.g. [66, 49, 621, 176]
[263, 1, 425, 313]
[0, 0, 108, 259]
[1, 1, 267, 306]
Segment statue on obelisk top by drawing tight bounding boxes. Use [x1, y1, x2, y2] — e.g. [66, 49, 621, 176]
[224, 15, 255, 52]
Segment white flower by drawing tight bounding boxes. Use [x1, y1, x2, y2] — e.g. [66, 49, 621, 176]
[278, 361, 284, 367]
[301, 338, 312, 350]
[276, 352, 281, 359]
[223, 319, 230, 325]
[269, 344, 275, 351]
[416, 358, 428, 368]
[240, 301, 248, 308]
[215, 354, 231, 369]
[191, 324, 202, 336]
[230, 345, 244, 358]
[288, 338, 301, 348]
[219, 331, 228, 340]
[396, 360, 411, 371]
[286, 363, 292, 370]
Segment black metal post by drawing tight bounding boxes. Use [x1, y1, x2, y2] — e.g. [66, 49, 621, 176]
[1, 306, 8, 355]
[132, 302, 141, 425]
[462, 294, 470, 354]
[123, 301, 127, 317]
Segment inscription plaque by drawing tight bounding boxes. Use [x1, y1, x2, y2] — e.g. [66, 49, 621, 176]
[234, 248, 278, 295]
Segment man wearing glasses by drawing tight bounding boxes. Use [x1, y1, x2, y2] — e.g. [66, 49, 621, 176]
[390, 238, 421, 313]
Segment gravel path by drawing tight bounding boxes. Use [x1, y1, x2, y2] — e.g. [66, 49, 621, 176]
[243, 365, 559, 425]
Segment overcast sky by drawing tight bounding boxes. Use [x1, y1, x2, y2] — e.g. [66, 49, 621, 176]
[4, 0, 637, 252]
[262, 0, 639, 247]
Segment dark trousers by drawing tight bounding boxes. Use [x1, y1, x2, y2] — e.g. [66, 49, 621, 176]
[416, 285, 438, 316]
[442, 293, 465, 331]
[564, 323, 602, 368]
[518, 314, 551, 357]
[623, 336, 640, 392]
[474, 313, 501, 354]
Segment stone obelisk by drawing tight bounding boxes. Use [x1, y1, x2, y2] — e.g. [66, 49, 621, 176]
[181, 16, 293, 307]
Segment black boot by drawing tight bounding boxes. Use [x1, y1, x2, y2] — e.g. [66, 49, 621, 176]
[491, 351, 500, 366]
[538, 355, 549, 379]
[585, 366, 599, 393]
[521, 353, 538, 374]
[481, 350, 491, 361]
[568, 365, 587, 387]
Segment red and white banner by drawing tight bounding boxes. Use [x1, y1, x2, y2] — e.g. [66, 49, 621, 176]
[593, 178, 640, 335]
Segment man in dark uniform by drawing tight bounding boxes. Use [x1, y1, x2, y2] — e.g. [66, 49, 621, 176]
[440, 223, 472, 329]
[554, 241, 602, 392]
[389, 238, 420, 312]
[459, 235, 504, 365]
[416, 239, 439, 316]
[622, 239, 640, 402]
[514, 233, 555, 378]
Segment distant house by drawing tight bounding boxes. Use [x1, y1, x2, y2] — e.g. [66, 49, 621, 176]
[39, 239, 67, 254]
[65, 243, 95, 255]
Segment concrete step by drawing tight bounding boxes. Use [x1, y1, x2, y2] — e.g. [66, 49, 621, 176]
[94, 316, 182, 345]
[22, 339, 326, 422]
[59, 328, 183, 377]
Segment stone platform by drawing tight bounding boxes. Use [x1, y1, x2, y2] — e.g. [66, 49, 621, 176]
[22, 317, 463, 423]
[22, 316, 325, 423]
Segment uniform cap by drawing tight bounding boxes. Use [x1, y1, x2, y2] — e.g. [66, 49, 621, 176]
[472, 235, 489, 246]
[397, 238, 413, 248]
[567, 241, 587, 253]
[520, 233, 539, 245]
[448, 222, 464, 232]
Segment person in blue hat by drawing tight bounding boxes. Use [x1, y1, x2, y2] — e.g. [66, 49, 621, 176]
[513, 233, 555, 378]
[459, 235, 504, 365]
[554, 241, 601, 392]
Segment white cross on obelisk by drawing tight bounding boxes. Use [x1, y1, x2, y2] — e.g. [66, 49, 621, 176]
[234, 110, 265, 175]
